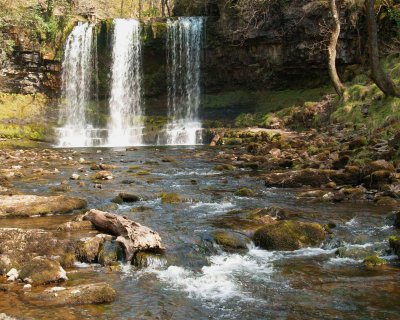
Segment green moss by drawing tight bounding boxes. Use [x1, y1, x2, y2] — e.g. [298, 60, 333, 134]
[213, 164, 236, 171]
[363, 255, 387, 267]
[160, 192, 183, 204]
[235, 188, 256, 197]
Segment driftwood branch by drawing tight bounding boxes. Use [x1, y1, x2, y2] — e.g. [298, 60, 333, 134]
[84, 209, 164, 261]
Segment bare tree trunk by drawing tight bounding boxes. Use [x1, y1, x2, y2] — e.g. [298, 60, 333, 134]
[328, 0, 346, 97]
[365, 0, 400, 97]
[161, 0, 165, 17]
[165, 0, 171, 16]
[139, 0, 143, 19]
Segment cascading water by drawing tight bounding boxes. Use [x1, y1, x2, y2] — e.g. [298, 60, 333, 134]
[160, 17, 204, 146]
[107, 19, 144, 147]
[56, 22, 106, 147]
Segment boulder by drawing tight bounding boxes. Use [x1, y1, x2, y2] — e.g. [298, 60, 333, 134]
[112, 193, 140, 204]
[92, 171, 113, 180]
[363, 255, 387, 267]
[212, 230, 252, 251]
[234, 188, 256, 197]
[98, 240, 124, 266]
[132, 251, 167, 268]
[364, 160, 395, 175]
[23, 283, 116, 306]
[160, 193, 182, 204]
[389, 236, 400, 256]
[75, 234, 111, 263]
[253, 220, 326, 251]
[0, 228, 65, 274]
[394, 211, 400, 228]
[0, 195, 87, 218]
[19, 257, 67, 285]
[264, 169, 335, 188]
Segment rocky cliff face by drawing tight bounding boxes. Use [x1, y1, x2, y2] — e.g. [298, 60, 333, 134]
[0, 27, 61, 96]
[1, 1, 367, 97]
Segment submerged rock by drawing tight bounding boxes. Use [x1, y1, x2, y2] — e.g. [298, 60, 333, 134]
[0, 195, 87, 218]
[98, 240, 124, 266]
[24, 283, 116, 306]
[19, 257, 67, 285]
[132, 251, 167, 268]
[336, 247, 376, 260]
[112, 193, 140, 204]
[212, 230, 252, 251]
[253, 220, 326, 251]
[389, 236, 400, 256]
[234, 188, 256, 197]
[160, 192, 183, 204]
[75, 234, 111, 263]
[57, 220, 94, 231]
[363, 255, 387, 267]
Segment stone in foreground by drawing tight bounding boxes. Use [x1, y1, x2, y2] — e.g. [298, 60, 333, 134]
[0, 195, 87, 218]
[23, 283, 116, 306]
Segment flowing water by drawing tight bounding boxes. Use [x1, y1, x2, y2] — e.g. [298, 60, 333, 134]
[56, 23, 106, 147]
[1, 147, 399, 319]
[108, 19, 144, 147]
[159, 17, 204, 146]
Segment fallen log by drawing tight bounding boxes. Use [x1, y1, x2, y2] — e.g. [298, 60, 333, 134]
[84, 209, 164, 261]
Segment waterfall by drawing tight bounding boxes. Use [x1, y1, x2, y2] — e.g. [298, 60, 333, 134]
[107, 19, 144, 147]
[56, 22, 105, 147]
[161, 17, 204, 146]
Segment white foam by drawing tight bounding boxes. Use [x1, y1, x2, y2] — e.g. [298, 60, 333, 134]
[155, 250, 274, 302]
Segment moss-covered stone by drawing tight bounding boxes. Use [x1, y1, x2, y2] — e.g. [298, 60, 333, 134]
[389, 235, 400, 256]
[160, 193, 183, 204]
[212, 230, 252, 252]
[98, 241, 124, 266]
[253, 220, 326, 251]
[19, 258, 67, 285]
[363, 255, 387, 267]
[213, 164, 236, 171]
[132, 251, 166, 268]
[235, 188, 256, 197]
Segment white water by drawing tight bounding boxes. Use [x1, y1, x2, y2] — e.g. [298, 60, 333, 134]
[160, 17, 204, 146]
[107, 19, 144, 147]
[57, 23, 106, 147]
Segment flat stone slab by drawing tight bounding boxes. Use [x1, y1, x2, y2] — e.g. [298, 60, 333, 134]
[23, 283, 116, 306]
[0, 195, 87, 218]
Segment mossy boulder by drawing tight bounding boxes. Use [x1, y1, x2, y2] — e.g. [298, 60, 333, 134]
[212, 230, 252, 252]
[235, 188, 256, 197]
[363, 255, 387, 267]
[75, 235, 111, 263]
[132, 251, 167, 268]
[160, 193, 183, 204]
[112, 193, 140, 204]
[214, 164, 236, 171]
[364, 160, 395, 175]
[253, 220, 327, 251]
[59, 252, 76, 269]
[23, 283, 116, 306]
[19, 258, 67, 285]
[98, 241, 124, 266]
[389, 236, 400, 256]
[0, 195, 87, 218]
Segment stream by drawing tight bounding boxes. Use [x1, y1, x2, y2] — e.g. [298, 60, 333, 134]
[0, 146, 399, 319]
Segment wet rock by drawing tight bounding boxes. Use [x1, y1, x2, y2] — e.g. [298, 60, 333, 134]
[212, 230, 252, 251]
[160, 192, 182, 204]
[75, 234, 111, 263]
[247, 208, 282, 223]
[19, 257, 67, 285]
[132, 251, 167, 268]
[57, 220, 94, 231]
[339, 187, 367, 200]
[0, 313, 17, 320]
[98, 241, 124, 266]
[363, 255, 387, 267]
[366, 170, 393, 188]
[0, 255, 14, 275]
[92, 171, 113, 180]
[332, 156, 350, 170]
[374, 196, 398, 207]
[264, 169, 334, 188]
[253, 220, 326, 251]
[213, 164, 236, 171]
[112, 193, 140, 203]
[364, 160, 395, 176]
[0, 228, 65, 273]
[337, 247, 376, 260]
[24, 283, 116, 306]
[234, 187, 256, 197]
[59, 252, 76, 269]
[0, 195, 87, 218]
[70, 173, 80, 180]
[389, 236, 400, 256]
[394, 211, 400, 228]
